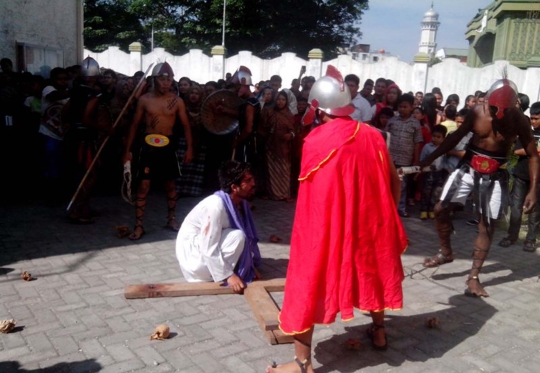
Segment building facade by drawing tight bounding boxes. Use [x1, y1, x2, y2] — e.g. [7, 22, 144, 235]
[466, 0, 540, 68]
[0, 0, 83, 77]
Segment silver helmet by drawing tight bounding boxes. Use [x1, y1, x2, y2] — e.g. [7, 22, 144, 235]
[230, 66, 253, 86]
[151, 62, 174, 77]
[486, 78, 518, 119]
[302, 66, 354, 125]
[81, 57, 100, 77]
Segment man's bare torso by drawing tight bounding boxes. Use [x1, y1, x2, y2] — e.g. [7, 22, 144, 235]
[140, 91, 181, 136]
[470, 102, 517, 156]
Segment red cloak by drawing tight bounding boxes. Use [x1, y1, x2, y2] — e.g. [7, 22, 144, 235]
[279, 118, 408, 334]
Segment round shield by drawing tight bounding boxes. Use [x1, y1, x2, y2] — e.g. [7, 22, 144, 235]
[200, 90, 243, 135]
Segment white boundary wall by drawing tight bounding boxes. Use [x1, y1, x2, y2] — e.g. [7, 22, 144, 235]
[84, 47, 540, 106]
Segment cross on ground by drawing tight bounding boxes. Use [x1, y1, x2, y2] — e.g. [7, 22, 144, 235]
[125, 278, 292, 345]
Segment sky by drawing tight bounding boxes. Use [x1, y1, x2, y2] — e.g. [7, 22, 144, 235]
[360, 0, 493, 62]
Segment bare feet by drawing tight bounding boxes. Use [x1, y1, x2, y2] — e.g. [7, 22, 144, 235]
[465, 277, 489, 297]
[266, 359, 314, 373]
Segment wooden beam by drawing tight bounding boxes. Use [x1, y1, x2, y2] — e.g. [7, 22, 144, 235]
[124, 278, 291, 345]
[124, 282, 235, 299]
[124, 278, 285, 299]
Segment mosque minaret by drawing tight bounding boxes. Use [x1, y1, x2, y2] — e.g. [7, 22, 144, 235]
[418, 2, 440, 56]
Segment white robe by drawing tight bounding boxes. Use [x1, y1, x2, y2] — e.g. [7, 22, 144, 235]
[176, 195, 245, 282]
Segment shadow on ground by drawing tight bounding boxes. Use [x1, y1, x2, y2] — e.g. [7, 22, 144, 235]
[313, 294, 496, 372]
[0, 358, 101, 373]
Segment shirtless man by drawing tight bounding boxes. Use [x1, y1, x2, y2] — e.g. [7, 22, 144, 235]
[420, 78, 539, 297]
[123, 62, 193, 240]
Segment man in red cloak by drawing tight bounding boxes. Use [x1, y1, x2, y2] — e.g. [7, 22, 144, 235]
[267, 66, 408, 373]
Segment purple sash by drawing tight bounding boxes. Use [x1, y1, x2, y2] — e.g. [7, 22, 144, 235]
[215, 191, 261, 282]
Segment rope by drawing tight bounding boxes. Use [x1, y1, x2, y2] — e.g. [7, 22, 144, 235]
[121, 160, 134, 205]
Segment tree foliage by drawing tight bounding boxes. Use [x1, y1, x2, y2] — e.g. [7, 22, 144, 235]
[84, 0, 148, 52]
[84, 0, 369, 59]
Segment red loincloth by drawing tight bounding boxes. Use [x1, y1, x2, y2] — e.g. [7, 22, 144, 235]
[279, 118, 408, 335]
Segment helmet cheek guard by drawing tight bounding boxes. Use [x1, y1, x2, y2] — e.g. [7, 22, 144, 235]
[486, 79, 518, 119]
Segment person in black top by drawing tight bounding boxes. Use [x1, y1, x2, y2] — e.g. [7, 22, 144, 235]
[499, 101, 540, 251]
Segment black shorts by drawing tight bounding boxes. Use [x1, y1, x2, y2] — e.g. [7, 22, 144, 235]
[138, 139, 181, 181]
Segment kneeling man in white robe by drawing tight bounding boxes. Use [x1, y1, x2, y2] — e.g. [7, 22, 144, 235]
[176, 161, 262, 293]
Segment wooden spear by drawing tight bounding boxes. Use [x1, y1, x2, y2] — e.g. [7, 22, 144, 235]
[66, 63, 154, 211]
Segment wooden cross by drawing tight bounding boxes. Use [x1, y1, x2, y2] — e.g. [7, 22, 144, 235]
[124, 278, 292, 345]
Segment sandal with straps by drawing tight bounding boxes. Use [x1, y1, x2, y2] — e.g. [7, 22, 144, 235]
[270, 357, 309, 373]
[129, 224, 145, 240]
[498, 236, 516, 248]
[523, 240, 537, 252]
[423, 251, 454, 268]
[366, 323, 387, 351]
[164, 195, 180, 231]
[464, 276, 484, 297]
[129, 198, 146, 240]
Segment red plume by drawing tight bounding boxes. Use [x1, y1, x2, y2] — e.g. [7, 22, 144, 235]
[326, 65, 345, 91]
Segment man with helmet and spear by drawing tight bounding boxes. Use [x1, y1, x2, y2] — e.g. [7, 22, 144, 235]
[267, 66, 407, 373]
[63, 56, 105, 224]
[420, 76, 539, 298]
[122, 62, 193, 240]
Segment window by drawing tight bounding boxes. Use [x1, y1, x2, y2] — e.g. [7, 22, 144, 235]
[16, 43, 64, 78]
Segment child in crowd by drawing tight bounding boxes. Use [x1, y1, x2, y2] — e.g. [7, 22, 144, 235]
[440, 105, 458, 133]
[418, 125, 448, 219]
[387, 94, 423, 217]
[499, 102, 540, 251]
[377, 107, 394, 130]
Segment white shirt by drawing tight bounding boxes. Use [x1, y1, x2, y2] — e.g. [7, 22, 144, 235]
[350, 94, 372, 122]
[176, 195, 233, 282]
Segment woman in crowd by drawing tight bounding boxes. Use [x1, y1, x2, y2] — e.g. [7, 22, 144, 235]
[260, 90, 295, 202]
[257, 86, 275, 110]
[372, 83, 401, 128]
[422, 93, 441, 127]
[463, 94, 476, 110]
[178, 76, 192, 101]
[445, 93, 460, 107]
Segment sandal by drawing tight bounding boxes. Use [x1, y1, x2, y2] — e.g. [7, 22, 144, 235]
[498, 237, 516, 248]
[164, 217, 180, 232]
[523, 240, 537, 252]
[129, 197, 146, 240]
[423, 251, 454, 268]
[269, 357, 309, 373]
[464, 276, 488, 297]
[366, 323, 387, 351]
[129, 225, 145, 240]
[165, 195, 179, 231]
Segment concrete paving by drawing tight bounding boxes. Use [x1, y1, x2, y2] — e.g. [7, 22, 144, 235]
[1, 191, 540, 372]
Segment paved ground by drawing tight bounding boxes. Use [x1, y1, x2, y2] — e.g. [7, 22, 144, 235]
[1, 191, 540, 373]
